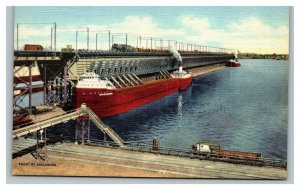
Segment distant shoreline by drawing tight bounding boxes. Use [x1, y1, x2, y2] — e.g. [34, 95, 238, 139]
[238, 58, 288, 60]
[238, 54, 289, 60]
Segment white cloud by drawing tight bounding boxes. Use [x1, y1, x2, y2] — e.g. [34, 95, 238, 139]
[110, 16, 184, 38]
[15, 25, 53, 49]
[180, 16, 289, 54]
[16, 25, 52, 39]
[16, 15, 289, 54]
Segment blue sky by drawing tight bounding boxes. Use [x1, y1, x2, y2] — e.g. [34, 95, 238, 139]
[15, 6, 289, 53]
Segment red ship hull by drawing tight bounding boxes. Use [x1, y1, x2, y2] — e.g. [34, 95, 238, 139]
[74, 77, 192, 117]
[226, 61, 241, 67]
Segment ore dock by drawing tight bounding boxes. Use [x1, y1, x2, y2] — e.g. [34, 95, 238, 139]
[12, 30, 287, 179]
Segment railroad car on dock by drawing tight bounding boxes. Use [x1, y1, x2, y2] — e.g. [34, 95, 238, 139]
[24, 44, 44, 51]
[191, 141, 264, 165]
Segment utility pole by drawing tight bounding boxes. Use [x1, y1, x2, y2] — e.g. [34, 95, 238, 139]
[16, 23, 19, 50]
[51, 28, 53, 51]
[160, 39, 163, 50]
[76, 31, 78, 51]
[139, 36, 142, 48]
[87, 27, 89, 51]
[108, 30, 111, 51]
[54, 22, 56, 52]
[96, 33, 98, 51]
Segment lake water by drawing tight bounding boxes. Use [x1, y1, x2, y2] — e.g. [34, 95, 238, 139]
[22, 59, 288, 160]
[102, 59, 288, 159]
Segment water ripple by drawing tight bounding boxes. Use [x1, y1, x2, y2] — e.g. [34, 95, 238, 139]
[102, 59, 288, 159]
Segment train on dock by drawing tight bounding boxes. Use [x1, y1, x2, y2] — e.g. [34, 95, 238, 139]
[191, 141, 263, 165]
[111, 43, 229, 54]
[23, 44, 44, 51]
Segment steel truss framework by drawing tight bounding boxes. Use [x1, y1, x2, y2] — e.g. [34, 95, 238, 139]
[13, 58, 74, 117]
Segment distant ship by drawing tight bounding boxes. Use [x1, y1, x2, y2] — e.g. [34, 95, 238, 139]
[74, 64, 192, 117]
[227, 50, 241, 67]
[226, 59, 241, 67]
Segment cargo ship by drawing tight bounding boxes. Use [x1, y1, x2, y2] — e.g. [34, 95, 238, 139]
[226, 59, 241, 67]
[74, 64, 192, 117]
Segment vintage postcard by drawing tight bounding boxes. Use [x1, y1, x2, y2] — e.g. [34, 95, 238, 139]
[12, 6, 289, 179]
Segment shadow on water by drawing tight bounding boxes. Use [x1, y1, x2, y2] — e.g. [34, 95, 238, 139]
[102, 92, 182, 141]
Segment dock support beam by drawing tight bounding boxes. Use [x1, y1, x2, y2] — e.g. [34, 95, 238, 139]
[43, 66, 47, 105]
[16, 23, 19, 50]
[75, 115, 90, 145]
[63, 64, 68, 103]
[104, 132, 107, 142]
[28, 64, 32, 115]
[108, 30, 111, 51]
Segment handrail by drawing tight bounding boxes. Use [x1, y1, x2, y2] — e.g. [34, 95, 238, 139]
[84, 138, 287, 169]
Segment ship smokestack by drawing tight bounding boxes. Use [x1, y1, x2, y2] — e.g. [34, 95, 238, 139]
[170, 48, 183, 72]
[235, 49, 239, 61]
